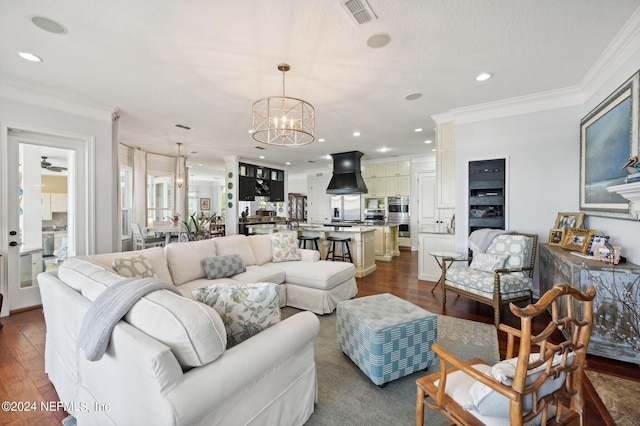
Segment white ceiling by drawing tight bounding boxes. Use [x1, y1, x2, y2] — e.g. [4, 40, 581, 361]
[2, 0, 640, 180]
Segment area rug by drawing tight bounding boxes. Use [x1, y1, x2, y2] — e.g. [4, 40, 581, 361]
[585, 370, 640, 426]
[281, 307, 500, 426]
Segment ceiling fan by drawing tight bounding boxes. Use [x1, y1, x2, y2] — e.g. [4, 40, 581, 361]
[41, 156, 67, 173]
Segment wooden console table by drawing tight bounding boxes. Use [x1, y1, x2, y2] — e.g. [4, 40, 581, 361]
[539, 243, 640, 364]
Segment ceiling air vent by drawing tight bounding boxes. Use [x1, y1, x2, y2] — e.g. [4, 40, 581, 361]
[342, 0, 378, 25]
[254, 146, 265, 150]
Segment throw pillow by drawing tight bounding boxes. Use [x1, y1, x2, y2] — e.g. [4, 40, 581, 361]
[201, 255, 246, 279]
[466, 353, 572, 417]
[469, 252, 509, 273]
[192, 282, 281, 348]
[112, 255, 157, 278]
[270, 232, 301, 263]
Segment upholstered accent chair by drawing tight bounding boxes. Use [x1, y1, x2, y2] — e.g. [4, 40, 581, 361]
[442, 232, 538, 327]
[416, 283, 596, 426]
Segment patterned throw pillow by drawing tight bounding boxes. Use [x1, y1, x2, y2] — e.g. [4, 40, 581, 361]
[192, 283, 281, 348]
[469, 252, 509, 273]
[270, 232, 301, 263]
[112, 255, 157, 278]
[201, 255, 246, 279]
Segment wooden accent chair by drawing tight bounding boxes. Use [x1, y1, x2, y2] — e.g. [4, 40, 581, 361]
[442, 232, 539, 327]
[416, 283, 596, 426]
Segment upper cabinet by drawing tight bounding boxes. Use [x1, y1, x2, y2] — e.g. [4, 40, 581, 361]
[364, 160, 411, 197]
[238, 162, 285, 201]
[436, 122, 455, 209]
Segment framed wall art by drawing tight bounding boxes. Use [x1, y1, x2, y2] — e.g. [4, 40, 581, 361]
[548, 228, 565, 246]
[553, 212, 585, 232]
[580, 71, 639, 219]
[200, 197, 211, 211]
[561, 228, 596, 253]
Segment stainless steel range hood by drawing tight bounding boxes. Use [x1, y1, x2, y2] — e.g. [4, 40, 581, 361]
[326, 151, 369, 194]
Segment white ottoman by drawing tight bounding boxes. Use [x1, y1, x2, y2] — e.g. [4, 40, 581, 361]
[336, 293, 437, 386]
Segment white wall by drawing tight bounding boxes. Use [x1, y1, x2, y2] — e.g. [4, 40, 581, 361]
[0, 93, 116, 254]
[287, 173, 308, 195]
[450, 31, 640, 294]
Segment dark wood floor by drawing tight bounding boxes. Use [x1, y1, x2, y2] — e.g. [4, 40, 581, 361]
[0, 249, 636, 425]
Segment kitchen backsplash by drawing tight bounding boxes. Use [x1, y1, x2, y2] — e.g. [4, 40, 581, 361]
[42, 212, 68, 231]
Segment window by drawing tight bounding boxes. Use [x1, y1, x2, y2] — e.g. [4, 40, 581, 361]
[147, 174, 174, 223]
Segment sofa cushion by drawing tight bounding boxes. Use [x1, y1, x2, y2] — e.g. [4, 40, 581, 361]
[59, 257, 124, 292]
[77, 247, 173, 284]
[469, 252, 509, 273]
[192, 283, 281, 348]
[201, 255, 246, 279]
[125, 289, 227, 369]
[274, 261, 355, 290]
[248, 234, 273, 266]
[232, 265, 286, 284]
[112, 254, 157, 278]
[214, 235, 256, 266]
[270, 232, 301, 263]
[165, 239, 217, 285]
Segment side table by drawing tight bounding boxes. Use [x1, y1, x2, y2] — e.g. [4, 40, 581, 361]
[429, 251, 464, 293]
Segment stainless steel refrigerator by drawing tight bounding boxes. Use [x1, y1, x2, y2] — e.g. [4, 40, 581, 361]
[330, 195, 361, 222]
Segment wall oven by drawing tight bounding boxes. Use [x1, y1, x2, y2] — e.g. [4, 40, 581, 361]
[387, 196, 410, 237]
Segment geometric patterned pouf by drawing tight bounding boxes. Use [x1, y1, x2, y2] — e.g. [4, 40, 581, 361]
[336, 293, 437, 386]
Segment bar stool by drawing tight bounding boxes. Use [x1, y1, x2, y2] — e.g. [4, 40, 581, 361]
[326, 236, 352, 263]
[298, 235, 320, 251]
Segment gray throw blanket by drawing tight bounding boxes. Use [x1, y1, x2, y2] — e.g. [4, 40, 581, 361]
[468, 229, 513, 253]
[79, 277, 180, 361]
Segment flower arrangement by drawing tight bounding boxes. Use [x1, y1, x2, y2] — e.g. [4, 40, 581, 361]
[170, 212, 181, 225]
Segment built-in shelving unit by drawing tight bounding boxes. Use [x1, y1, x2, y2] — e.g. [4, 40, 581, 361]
[468, 158, 505, 235]
[238, 162, 285, 201]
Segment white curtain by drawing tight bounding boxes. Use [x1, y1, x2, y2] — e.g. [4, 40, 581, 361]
[133, 148, 147, 229]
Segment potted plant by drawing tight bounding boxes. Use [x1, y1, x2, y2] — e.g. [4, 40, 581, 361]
[182, 212, 213, 241]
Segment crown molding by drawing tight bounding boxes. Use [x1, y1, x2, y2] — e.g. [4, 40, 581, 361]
[580, 7, 640, 101]
[434, 7, 640, 126]
[0, 77, 115, 122]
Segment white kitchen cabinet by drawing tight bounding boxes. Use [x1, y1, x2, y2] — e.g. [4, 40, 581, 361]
[385, 160, 410, 177]
[42, 193, 68, 220]
[42, 194, 52, 220]
[386, 175, 410, 196]
[436, 122, 455, 208]
[364, 163, 387, 179]
[364, 177, 386, 197]
[418, 232, 455, 282]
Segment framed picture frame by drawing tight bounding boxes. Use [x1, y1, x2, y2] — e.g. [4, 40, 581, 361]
[200, 197, 211, 211]
[580, 72, 639, 219]
[561, 228, 596, 253]
[548, 228, 565, 246]
[553, 212, 585, 232]
[592, 244, 622, 264]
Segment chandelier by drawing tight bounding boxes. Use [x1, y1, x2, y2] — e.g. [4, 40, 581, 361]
[252, 63, 315, 146]
[175, 142, 186, 188]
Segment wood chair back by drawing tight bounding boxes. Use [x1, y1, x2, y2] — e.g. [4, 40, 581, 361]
[417, 283, 596, 426]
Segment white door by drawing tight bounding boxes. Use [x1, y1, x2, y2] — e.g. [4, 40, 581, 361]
[2, 128, 90, 314]
[308, 181, 331, 223]
[418, 171, 437, 225]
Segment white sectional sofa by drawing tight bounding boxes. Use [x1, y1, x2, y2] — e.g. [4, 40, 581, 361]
[38, 233, 357, 425]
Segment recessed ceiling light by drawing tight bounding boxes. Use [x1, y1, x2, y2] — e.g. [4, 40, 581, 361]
[30, 16, 67, 34]
[431, 148, 436, 152]
[198, 163, 203, 167]
[476, 72, 493, 82]
[405, 93, 422, 101]
[367, 33, 391, 48]
[259, 155, 265, 159]
[424, 140, 433, 144]
[285, 162, 291, 165]
[324, 155, 332, 160]
[377, 147, 390, 153]
[18, 52, 42, 62]
[248, 129, 254, 134]
[414, 128, 423, 133]
[318, 138, 326, 142]
[353, 131, 361, 137]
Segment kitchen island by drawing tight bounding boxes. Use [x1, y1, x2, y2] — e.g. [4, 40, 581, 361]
[246, 223, 377, 278]
[418, 224, 456, 282]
